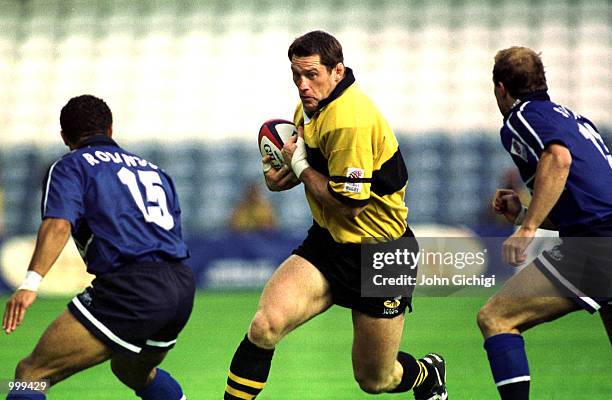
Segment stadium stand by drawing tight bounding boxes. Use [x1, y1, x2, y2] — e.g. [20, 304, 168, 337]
[0, 0, 609, 235]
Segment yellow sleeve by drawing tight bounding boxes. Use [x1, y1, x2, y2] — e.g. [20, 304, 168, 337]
[324, 127, 373, 207]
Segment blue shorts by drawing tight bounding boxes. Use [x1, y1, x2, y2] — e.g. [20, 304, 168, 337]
[68, 261, 195, 354]
[534, 237, 612, 314]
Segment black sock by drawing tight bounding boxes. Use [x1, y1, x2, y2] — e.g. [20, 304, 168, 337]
[389, 351, 422, 393]
[224, 334, 275, 400]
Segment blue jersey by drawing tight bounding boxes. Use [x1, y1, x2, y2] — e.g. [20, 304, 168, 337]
[41, 135, 189, 275]
[500, 92, 612, 235]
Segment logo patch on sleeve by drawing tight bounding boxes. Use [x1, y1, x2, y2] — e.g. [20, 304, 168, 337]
[344, 168, 364, 193]
[511, 138, 528, 162]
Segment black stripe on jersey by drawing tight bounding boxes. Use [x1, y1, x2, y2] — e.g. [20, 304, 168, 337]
[306, 145, 329, 176]
[371, 149, 408, 196]
[327, 183, 369, 207]
[330, 176, 373, 183]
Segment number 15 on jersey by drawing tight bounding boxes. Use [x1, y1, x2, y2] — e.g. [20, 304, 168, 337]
[117, 167, 175, 230]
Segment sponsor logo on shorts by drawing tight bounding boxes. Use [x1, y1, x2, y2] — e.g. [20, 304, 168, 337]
[79, 290, 93, 307]
[547, 246, 564, 261]
[382, 296, 402, 315]
[383, 299, 401, 309]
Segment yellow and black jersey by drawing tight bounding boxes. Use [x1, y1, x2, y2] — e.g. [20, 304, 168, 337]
[293, 68, 408, 244]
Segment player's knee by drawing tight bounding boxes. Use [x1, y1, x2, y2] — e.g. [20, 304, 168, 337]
[110, 360, 133, 388]
[15, 356, 42, 380]
[15, 357, 31, 379]
[477, 302, 512, 336]
[111, 364, 152, 390]
[353, 366, 396, 395]
[354, 374, 391, 394]
[15, 355, 68, 385]
[248, 310, 286, 348]
[476, 303, 494, 333]
[110, 357, 156, 390]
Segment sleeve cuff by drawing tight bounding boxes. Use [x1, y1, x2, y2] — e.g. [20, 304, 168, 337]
[42, 214, 76, 231]
[543, 140, 569, 149]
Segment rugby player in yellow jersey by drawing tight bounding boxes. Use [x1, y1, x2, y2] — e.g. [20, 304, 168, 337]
[223, 31, 447, 400]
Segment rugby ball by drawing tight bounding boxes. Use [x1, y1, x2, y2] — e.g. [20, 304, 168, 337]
[258, 119, 298, 170]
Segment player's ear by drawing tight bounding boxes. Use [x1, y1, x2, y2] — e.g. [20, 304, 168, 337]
[107, 125, 113, 138]
[333, 63, 344, 82]
[60, 130, 69, 146]
[497, 82, 507, 97]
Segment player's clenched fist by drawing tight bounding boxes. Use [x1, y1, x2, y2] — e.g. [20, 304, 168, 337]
[262, 155, 299, 192]
[492, 189, 523, 223]
[3, 289, 37, 334]
[502, 227, 536, 266]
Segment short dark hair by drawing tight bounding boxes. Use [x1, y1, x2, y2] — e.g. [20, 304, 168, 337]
[493, 47, 548, 98]
[60, 95, 113, 144]
[288, 30, 344, 70]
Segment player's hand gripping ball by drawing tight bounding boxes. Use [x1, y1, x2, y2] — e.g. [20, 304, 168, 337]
[258, 119, 298, 170]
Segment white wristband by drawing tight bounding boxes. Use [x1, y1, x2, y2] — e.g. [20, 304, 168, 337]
[18, 271, 43, 292]
[292, 159, 310, 179]
[514, 206, 528, 226]
[291, 137, 310, 179]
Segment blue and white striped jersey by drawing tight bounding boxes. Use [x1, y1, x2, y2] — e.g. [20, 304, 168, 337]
[500, 92, 612, 235]
[41, 135, 189, 275]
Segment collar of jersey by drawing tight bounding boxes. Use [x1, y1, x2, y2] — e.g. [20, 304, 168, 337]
[75, 134, 119, 149]
[505, 90, 550, 121]
[315, 67, 356, 111]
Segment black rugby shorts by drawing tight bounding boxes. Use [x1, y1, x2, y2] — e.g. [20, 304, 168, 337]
[292, 222, 417, 318]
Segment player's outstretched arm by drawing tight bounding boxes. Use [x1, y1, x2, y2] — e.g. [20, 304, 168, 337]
[2, 217, 71, 334]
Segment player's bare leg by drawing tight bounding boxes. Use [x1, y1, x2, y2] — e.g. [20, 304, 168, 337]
[477, 262, 579, 337]
[351, 310, 405, 393]
[14, 310, 111, 385]
[248, 254, 333, 348]
[351, 310, 446, 398]
[477, 263, 580, 399]
[224, 255, 333, 399]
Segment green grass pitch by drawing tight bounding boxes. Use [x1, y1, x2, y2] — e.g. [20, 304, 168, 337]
[1, 292, 610, 399]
